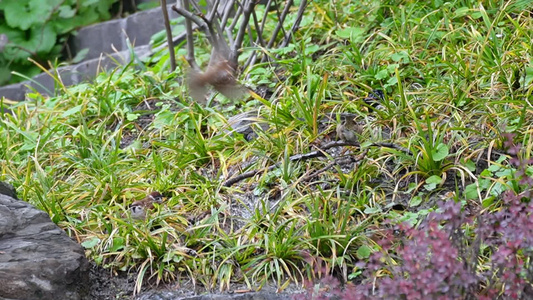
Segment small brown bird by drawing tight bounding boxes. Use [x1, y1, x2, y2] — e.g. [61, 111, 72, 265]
[128, 191, 163, 220]
[187, 52, 248, 103]
[337, 117, 363, 144]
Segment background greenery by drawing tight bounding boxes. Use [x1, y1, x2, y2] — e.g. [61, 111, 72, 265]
[0, 0, 121, 85]
[1, 0, 533, 296]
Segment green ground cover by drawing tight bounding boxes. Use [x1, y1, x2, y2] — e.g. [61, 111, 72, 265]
[1, 0, 532, 297]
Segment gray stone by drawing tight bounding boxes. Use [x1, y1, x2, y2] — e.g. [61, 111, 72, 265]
[0, 82, 30, 101]
[0, 194, 90, 300]
[70, 19, 127, 61]
[28, 71, 58, 96]
[125, 6, 174, 47]
[0, 181, 17, 199]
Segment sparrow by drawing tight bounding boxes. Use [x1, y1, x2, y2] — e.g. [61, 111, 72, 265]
[337, 117, 363, 144]
[127, 191, 163, 220]
[186, 52, 248, 103]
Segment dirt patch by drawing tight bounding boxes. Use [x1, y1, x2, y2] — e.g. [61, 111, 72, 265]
[88, 262, 135, 300]
[88, 261, 302, 300]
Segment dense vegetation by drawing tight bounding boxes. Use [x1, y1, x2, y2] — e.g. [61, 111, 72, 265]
[0, 0, 158, 86]
[1, 0, 533, 298]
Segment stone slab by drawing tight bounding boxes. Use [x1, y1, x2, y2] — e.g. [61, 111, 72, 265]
[0, 193, 90, 300]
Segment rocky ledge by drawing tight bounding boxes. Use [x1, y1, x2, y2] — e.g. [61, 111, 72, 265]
[0, 182, 89, 300]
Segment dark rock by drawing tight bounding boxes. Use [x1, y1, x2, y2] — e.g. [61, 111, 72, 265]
[70, 19, 127, 62]
[0, 194, 90, 300]
[0, 181, 17, 199]
[0, 82, 30, 101]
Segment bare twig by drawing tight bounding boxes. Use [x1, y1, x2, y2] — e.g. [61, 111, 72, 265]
[167, 0, 308, 102]
[227, 4, 243, 32]
[301, 148, 369, 183]
[259, 0, 274, 34]
[206, 0, 220, 22]
[251, 8, 266, 47]
[299, 162, 336, 183]
[220, 0, 236, 30]
[242, 5, 268, 70]
[232, 0, 256, 64]
[222, 140, 361, 187]
[173, 0, 199, 70]
[160, 0, 176, 71]
[222, 141, 412, 187]
[280, 0, 308, 47]
[266, 0, 292, 49]
[189, 0, 203, 13]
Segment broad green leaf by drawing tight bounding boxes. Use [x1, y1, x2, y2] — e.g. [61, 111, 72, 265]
[81, 237, 100, 249]
[525, 66, 533, 86]
[364, 206, 382, 214]
[3, 0, 61, 30]
[391, 51, 409, 63]
[9, 23, 57, 57]
[432, 143, 449, 161]
[464, 159, 476, 172]
[375, 69, 389, 80]
[356, 245, 372, 259]
[480, 169, 492, 177]
[0, 66, 11, 85]
[495, 168, 512, 178]
[453, 7, 469, 19]
[109, 237, 125, 252]
[61, 104, 82, 118]
[127, 113, 140, 121]
[464, 183, 478, 199]
[58, 5, 76, 18]
[482, 196, 495, 208]
[410, 195, 423, 207]
[71, 48, 89, 63]
[304, 44, 319, 55]
[335, 27, 365, 43]
[487, 164, 500, 172]
[424, 175, 441, 191]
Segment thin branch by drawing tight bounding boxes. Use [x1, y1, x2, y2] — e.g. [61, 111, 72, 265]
[227, 4, 243, 32]
[259, 0, 273, 34]
[189, 0, 203, 13]
[207, 0, 221, 22]
[222, 141, 412, 187]
[281, 0, 308, 47]
[251, 7, 266, 48]
[222, 140, 360, 187]
[301, 148, 369, 183]
[223, 163, 279, 188]
[231, 0, 255, 66]
[266, 0, 292, 49]
[172, 5, 207, 31]
[242, 6, 268, 70]
[220, 0, 236, 30]
[161, 0, 176, 71]
[172, 1, 203, 69]
[197, 13, 221, 53]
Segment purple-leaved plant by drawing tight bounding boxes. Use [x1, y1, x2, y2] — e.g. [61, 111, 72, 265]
[296, 134, 533, 300]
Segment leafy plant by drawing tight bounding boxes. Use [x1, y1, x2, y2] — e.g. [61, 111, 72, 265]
[0, 0, 118, 85]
